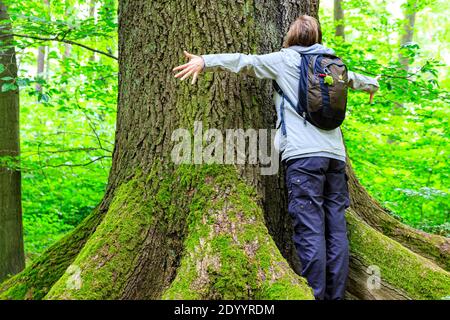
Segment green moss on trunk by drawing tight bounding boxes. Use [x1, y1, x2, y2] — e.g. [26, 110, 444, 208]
[162, 165, 314, 300]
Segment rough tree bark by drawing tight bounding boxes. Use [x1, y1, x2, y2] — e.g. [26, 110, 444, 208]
[333, 0, 345, 40]
[0, 0, 449, 300]
[0, 1, 25, 282]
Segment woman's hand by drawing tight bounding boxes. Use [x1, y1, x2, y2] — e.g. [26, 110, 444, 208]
[369, 75, 381, 104]
[173, 51, 205, 84]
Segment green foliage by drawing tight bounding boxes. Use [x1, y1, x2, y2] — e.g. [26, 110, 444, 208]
[320, 0, 449, 235]
[1, 0, 118, 260]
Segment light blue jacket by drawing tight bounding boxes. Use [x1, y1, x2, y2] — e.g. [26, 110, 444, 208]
[202, 44, 379, 163]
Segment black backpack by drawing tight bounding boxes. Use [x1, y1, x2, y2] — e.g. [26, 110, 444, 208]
[274, 53, 348, 131]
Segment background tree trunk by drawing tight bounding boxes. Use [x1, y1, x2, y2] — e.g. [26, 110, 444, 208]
[36, 46, 45, 91]
[334, 0, 345, 40]
[0, 1, 25, 282]
[36, 0, 50, 91]
[88, 0, 96, 62]
[64, 0, 72, 58]
[0, 0, 449, 300]
[398, 0, 418, 71]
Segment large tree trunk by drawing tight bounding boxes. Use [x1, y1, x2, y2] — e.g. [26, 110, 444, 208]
[0, 1, 25, 282]
[1, 0, 449, 300]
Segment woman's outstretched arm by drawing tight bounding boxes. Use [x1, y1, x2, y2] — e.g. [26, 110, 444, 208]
[173, 50, 380, 103]
[173, 50, 283, 84]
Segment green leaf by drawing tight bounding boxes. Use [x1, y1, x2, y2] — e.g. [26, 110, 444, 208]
[38, 92, 49, 102]
[16, 78, 30, 87]
[1, 82, 18, 92]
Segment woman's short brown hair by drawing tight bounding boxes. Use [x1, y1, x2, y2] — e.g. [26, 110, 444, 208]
[283, 15, 322, 48]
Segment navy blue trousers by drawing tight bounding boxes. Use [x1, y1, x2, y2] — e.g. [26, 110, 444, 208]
[285, 157, 350, 300]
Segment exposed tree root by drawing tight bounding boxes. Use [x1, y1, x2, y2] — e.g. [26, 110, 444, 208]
[346, 209, 450, 300]
[1, 165, 448, 301]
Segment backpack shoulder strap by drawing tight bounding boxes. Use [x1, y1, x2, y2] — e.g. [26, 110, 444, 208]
[298, 53, 315, 124]
[272, 81, 297, 111]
